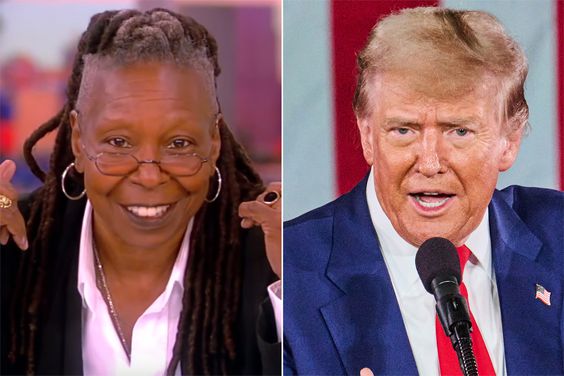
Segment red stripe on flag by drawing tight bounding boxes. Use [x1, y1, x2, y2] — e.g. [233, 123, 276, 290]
[557, 0, 564, 190]
[330, 0, 438, 195]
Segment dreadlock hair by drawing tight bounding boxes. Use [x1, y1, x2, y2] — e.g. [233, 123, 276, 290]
[10, 8, 263, 375]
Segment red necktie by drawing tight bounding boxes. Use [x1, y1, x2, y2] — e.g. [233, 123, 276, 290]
[435, 245, 496, 375]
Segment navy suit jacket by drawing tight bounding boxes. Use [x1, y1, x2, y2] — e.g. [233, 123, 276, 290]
[284, 177, 563, 375]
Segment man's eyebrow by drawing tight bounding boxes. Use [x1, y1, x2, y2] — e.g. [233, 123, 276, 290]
[437, 117, 480, 127]
[382, 116, 482, 129]
[383, 117, 421, 127]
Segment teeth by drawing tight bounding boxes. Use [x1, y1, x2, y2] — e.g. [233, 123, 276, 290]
[126, 205, 170, 218]
[414, 196, 450, 208]
[422, 192, 440, 196]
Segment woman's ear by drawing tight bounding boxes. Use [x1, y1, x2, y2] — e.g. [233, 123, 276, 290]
[69, 110, 85, 172]
[209, 113, 222, 175]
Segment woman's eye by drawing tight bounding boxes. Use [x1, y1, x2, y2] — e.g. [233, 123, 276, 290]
[168, 139, 192, 149]
[108, 137, 131, 148]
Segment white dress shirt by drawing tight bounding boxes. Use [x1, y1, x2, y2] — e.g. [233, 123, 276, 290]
[78, 201, 190, 375]
[77, 201, 282, 375]
[268, 280, 283, 340]
[365, 168, 507, 375]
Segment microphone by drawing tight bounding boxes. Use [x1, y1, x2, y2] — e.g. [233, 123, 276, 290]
[415, 237, 478, 376]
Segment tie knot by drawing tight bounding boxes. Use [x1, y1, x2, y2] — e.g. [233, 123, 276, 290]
[456, 245, 472, 276]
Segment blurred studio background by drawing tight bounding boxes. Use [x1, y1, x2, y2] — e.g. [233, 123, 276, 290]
[0, 0, 281, 194]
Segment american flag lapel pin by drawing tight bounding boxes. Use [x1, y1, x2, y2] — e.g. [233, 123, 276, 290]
[535, 284, 551, 306]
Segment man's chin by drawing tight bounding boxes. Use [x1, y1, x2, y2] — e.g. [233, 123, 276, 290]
[396, 221, 462, 248]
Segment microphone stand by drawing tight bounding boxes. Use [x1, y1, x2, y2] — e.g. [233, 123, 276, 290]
[450, 322, 478, 376]
[433, 277, 479, 376]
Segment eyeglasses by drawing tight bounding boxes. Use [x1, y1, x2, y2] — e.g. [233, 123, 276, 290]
[74, 111, 221, 177]
[81, 145, 209, 177]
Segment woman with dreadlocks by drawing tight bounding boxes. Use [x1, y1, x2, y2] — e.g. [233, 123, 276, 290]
[0, 8, 281, 376]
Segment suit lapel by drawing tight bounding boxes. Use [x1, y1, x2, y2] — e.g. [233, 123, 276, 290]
[321, 179, 418, 375]
[489, 192, 563, 375]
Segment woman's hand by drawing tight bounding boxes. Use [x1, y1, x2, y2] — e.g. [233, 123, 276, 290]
[238, 182, 281, 279]
[0, 160, 28, 250]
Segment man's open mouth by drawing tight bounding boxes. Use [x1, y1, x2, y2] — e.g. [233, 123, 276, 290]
[409, 192, 455, 209]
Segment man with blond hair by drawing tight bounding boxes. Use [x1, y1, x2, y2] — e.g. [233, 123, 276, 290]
[284, 7, 563, 375]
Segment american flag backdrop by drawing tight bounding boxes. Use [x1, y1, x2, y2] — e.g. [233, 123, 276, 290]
[284, 0, 564, 220]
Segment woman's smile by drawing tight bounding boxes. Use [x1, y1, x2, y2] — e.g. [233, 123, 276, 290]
[125, 204, 172, 218]
[120, 202, 177, 229]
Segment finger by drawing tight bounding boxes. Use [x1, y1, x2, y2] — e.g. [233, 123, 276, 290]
[0, 159, 19, 202]
[360, 368, 374, 376]
[240, 217, 257, 229]
[0, 227, 9, 245]
[0, 181, 18, 203]
[238, 201, 277, 224]
[256, 182, 282, 202]
[2, 209, 28, 250]
[0, 159, 26, 250]
[261, 191, 281, 207]
[0, 160, 16, 182]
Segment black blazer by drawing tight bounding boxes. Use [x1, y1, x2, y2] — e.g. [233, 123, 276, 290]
[1, 195, 280, 375]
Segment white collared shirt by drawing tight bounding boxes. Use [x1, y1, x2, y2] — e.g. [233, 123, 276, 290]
[365, 168, 506, 376]
[77, 201, 282, 376]
[78, 201, 190, 376]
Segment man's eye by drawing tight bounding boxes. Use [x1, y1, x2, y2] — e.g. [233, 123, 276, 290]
[455, 128, 469, 136]
[168, 139, 192, 149]
[395, 128, 410, 135]
[108, 138, 131, 148]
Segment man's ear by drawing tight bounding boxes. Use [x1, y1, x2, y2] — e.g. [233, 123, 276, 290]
[357, 116, 374, 165]
[209, 114, 222, 176]
[69, 110, 85, 173]
[498, 126, 523, 172]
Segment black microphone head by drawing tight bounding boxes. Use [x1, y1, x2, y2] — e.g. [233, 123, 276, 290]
[415, 237, 461, 294]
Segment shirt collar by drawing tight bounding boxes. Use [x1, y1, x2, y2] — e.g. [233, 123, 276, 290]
[365, 167, 492, 295]
[464, 208, 492, 278]
[77, 200, 193, 314]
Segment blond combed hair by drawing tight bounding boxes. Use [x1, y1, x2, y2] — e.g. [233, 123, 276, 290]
[353, 7, 529, 133]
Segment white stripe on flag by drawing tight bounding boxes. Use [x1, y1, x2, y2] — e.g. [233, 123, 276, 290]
[283, 0, 335, 220]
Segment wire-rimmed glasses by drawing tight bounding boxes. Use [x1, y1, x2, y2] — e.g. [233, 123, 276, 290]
[80, 144, 209, 177]
[74, 111, 221, 177]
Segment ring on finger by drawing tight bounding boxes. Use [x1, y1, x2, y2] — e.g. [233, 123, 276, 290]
[262, 191, 280, 206]
[0, 194, 13, 209]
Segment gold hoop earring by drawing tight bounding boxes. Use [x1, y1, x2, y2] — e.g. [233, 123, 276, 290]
[61, 162, 86, 200]
[205, 166, 222, 203]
